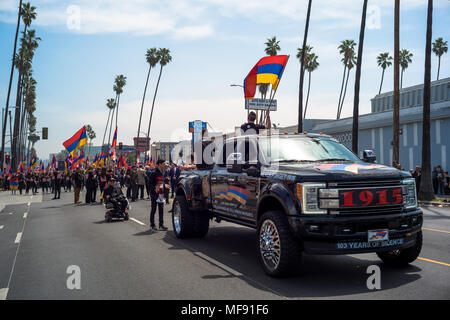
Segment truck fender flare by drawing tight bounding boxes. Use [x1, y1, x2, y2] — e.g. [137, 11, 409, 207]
[257, 183, 299, 219]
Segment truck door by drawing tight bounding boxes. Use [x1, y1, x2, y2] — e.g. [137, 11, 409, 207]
[210, 139, 237, 217]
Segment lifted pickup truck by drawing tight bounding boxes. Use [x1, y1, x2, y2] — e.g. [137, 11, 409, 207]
[172, 133, 423, 277]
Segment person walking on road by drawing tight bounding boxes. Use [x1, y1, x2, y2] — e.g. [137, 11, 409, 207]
[137, 165, 146, 200]
[149, 159, 169, 231]
[169, 163, 180, 198]
[71, 168, 83, 204]
[53, 169, 62, 199]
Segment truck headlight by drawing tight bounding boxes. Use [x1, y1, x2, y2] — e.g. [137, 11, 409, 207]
[402, 178, 417, 209]
[297, 183, 327, 214]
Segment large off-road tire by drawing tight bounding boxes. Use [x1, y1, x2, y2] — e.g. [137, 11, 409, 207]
[377, 231, 423, 267]
[172, 195, 210, 238]
[257, 211, 302, 277]
[172, 196, 195, 238]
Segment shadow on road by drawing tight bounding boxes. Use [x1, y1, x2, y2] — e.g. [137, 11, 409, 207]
[160, 224, 422, 298]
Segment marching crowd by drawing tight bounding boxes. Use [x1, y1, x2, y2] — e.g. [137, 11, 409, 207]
[0, 161, 182, 230]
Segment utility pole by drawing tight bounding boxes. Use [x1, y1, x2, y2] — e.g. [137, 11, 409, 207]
[298, 0, 312, 133]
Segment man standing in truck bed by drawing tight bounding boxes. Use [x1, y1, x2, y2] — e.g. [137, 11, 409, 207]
[241, 111, 271, 134]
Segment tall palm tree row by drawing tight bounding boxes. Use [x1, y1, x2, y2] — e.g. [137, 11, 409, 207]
[0, 0, 23, 171]
[146, 48, 172, 143]
[399, 49, 413, 89]
[336, 39, 357, 119]
[11, 2, 39, 170]
[296, 45, 319, 118]
[136, 48, 160, 156]
[377, 52, 393, 94]
[432, 37, 448, 80]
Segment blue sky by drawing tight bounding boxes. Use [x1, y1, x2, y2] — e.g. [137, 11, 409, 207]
[0, 0, 449, 160]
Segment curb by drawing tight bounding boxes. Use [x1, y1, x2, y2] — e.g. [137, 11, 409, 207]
[419, 201, 450, 208]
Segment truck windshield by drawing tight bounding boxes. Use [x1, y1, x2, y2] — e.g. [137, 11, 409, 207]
[258, 137, 360, 163]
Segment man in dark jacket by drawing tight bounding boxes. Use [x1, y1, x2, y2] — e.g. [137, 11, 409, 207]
[148, 159, 169, 230]
[169, 163, 180, 198]
[103, 178, 127, 212]
[71, 168, 83, 204]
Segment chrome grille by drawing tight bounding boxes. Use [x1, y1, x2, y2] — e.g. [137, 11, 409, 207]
[330, 179, 402, 188]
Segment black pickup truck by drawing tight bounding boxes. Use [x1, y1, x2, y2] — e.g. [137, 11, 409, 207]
[172, 133, 423, 277]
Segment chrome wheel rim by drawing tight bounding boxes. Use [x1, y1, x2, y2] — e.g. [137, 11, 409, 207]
[173, 201, 181, 234]
[259, 220, 281, 272]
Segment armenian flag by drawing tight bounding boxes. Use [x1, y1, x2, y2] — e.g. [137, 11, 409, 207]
[63, 126, 88, 155]
[244, 55, 289, 99]
[10, 180, 19, 190]
[51, 155, 56, 169]
[30, 154, 37, 170]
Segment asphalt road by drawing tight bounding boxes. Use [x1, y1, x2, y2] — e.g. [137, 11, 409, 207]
[0, 190, 449, 300]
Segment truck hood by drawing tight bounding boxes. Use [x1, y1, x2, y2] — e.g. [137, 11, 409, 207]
[263, 162, 410, 182]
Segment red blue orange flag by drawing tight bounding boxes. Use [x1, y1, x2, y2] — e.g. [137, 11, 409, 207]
[63, 126, 88, 155]
[244, 55, 289, 99]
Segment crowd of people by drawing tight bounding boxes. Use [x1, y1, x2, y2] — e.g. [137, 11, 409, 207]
[410, 165, 450, 196]
[0, 160, 183, 230]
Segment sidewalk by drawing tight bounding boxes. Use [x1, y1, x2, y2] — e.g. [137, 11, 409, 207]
[419, 195, 450, 208]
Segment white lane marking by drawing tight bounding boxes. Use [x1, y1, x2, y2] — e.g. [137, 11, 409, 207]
[0, 288, 8, 300]
[23, 212, 28, 219]
[8, 212, 13, 215]
[130, 218, 146, 226]
[0, 225, 4, 230]
[27, 202, 30, 206]
[193, 252, 243, 277]
[14, 232, 22, 244]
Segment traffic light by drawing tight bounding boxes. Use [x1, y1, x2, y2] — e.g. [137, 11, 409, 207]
[42, 127, 48, 140]
[119, 142, 123, 151]
[5, 154, 10, 165]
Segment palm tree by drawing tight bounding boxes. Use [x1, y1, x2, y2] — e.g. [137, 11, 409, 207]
[114, 74, 126, 132]
[338, 52, 356, 119]
[136, 48, 159, 156]
[102, 98, 115, 147]
[1, 0, 22, 171]
[352, 0, 368, 154]
[297, 46, 319, 117]
[86, 125, 96, 160]
[12, 28, 40, 170]
[146, 48, 172, 139]
[377, 52, 393, 94]
[336, 39, 357, 119]
[336, 39, 356, 119]
[419, 0, 434, 201]
[260, 37, 281, 100]
[399, 49, 413, 89]
[432, 37, 448, 80]
[21, 2, 36, 35]
[298, 0, 313, 132]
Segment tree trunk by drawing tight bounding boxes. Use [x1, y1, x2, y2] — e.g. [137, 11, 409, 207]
[137, 65, 152, 158]
[379, 68, 385, 94]
[352, 0, 367, 155]
[102, 108, 112, 147]
[338, 66, 351, 119]
[401, 68, 404, 89]
[298, 0, 312, 132]
[147, 65, 164, 139]
[108, 95, 117, 146]
[337, 65, 347, 119]
[115, 94, 120, 134]
[0, 0, 22, 171]
[419, 0, 434, 201]
[437, 56, 440, 80]
[304, 71, 312, 118]
[393, 0, 400, 165]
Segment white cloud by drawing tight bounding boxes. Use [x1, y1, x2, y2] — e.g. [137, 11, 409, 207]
[172, 24, 214, 40]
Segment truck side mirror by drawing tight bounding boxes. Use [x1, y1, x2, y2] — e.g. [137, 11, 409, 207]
[362, 150, 376, 163]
